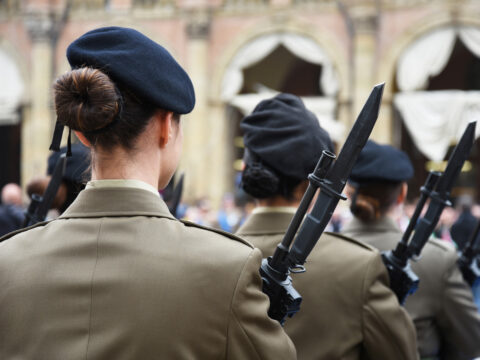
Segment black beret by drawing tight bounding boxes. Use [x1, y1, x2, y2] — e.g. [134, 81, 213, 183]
[241, 93, 334, 180]
[47, 143, 91, 184]
[350, 140, 414, 185]
[67, 26, 195, 114]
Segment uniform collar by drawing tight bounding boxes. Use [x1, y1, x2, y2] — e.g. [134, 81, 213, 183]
[86, 179, 160, 197]
[60, 186, 174, 220]
[343, 216, 401, 235]
[236, 208, 295, 235]
[252, 206, 297, 215]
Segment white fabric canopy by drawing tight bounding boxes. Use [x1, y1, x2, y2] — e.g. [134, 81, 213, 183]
[230, 90, 344, 142]
[0, 51, 24, 125]
[394, 91, 480, 161]
[0, 50, 24, 125]
[397, 26, 480, 92]
[221, 32, 339, 101]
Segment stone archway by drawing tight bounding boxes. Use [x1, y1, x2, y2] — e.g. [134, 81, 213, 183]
[207, 29, 345, 206]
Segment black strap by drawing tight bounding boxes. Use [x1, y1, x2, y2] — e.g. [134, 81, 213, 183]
[49, 120, 64, 152]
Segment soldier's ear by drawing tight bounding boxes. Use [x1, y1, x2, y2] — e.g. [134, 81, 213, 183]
[156, 111, 174, 148]
[75, 131, 92, 148]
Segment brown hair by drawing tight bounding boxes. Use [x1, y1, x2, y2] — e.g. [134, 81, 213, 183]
[349, 182, 403, 222]
[53, 67, 156, 150]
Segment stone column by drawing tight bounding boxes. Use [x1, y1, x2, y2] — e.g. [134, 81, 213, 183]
[182, 13, 215, 204]
[351, 6, 391, 143]
[22, 14, 56, 187]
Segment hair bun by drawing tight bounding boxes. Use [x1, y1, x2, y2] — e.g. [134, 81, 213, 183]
[241, 162, 280, 199]
[54, 67, 121, 133]
[351, 194, 380, 222]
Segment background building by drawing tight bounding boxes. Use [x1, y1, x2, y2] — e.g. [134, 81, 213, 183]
[1, 0, 479, 206]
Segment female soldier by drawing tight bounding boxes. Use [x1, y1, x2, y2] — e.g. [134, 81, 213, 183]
[0, 27, 295, 360]
[235, 93, 418, 360]
[342, 140, 480, 360]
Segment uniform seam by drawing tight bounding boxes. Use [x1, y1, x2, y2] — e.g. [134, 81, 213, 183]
[225, 250, 262, 360]
[85, 218, 103, 360]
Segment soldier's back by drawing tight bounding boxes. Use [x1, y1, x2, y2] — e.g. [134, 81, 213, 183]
[343, 216, 480, 360]
[237, 211, 418, 360]
[0, 187, 295, 360]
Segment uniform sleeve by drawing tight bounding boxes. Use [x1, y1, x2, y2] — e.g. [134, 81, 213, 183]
[362, 252, 420, 360]
[437, 253, 480, 360]
[226, 248, 296, 360]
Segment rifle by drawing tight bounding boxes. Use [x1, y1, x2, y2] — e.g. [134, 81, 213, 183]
[457, 218, 480, 287]
[23, 153, 67, 227]
[261, 83, 385, 325]
[382, 121, 476, 304]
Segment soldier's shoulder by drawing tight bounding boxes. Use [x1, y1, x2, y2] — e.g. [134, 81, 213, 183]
[425, 237, 457, 254]
[322, 231, 378, 253]
[422, 238, 458, 264]
[0, 220, 51, 245]
[180, 219, 253, 249]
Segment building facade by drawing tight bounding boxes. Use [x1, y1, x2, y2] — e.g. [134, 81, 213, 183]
[1, 0, 479, 205]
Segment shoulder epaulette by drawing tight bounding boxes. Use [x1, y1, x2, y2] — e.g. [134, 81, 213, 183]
[324, 231, 377, 251]
[0, 220, 51, 243]
[180, 219, 253, 249]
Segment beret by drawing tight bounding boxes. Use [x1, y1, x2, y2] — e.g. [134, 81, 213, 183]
[67, 26, 195, 114]
[47, 143, 91, 184]
[241, 93, 334, 180]
[350, 140, 414, 185]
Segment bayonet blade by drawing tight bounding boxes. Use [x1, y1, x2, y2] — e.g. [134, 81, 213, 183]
[436, 121, 476, 195]
[288, 83, 384, 265]
[328, 83, 384, 190]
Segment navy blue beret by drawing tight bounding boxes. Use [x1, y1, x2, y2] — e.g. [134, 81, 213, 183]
[67, 26, 195, 114]
[47, 143, 91, 184]
[350, 140, 414, 185]
[241, 93, 334, 180]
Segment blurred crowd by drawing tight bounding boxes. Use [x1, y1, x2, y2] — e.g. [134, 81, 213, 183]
[3, 179, 480, 251]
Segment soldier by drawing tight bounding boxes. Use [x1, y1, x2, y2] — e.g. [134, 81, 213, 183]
[0, 27, 295, 359]
[342, 140, 480, 360]
[236, 93, 418, 360]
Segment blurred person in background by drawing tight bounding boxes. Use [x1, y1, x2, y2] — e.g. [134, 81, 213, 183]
[342, 140, 480, 360]
[451, 194, 477, 251]
[236, 93, 418, 360]
[0, 183, 25, 237]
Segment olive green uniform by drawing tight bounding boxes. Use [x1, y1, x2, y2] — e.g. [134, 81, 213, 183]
[0, 185, 296, 360]
[236, 208, 419, 360]
[343, 216, 480, 360]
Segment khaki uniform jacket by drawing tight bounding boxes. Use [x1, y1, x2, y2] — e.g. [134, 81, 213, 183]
[236, 210, 419, 360]
[343, 217, 480, 360]
[0, 187, 296, 360]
